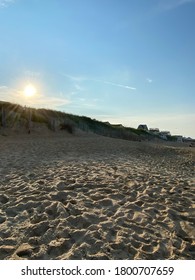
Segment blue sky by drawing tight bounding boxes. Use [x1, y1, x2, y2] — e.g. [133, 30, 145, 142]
[0, 0, 195, 137]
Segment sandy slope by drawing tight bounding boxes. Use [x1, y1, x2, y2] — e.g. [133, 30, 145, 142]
[0, 133, 194, 259]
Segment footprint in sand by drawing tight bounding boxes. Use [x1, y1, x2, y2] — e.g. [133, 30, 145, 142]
[0, 209, 6, 224]
[0, 194, 9, 204]
[0, 245, 16, 259]
[15, 243, 34, 259]
[48, 238, 73, 257]
[28, 221, 50, 237]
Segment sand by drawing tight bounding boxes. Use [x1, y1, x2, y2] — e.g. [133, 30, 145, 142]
[0, 132, 194, 260]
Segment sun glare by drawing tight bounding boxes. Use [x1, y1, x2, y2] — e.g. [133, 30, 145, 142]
[23, 84, 37, 98]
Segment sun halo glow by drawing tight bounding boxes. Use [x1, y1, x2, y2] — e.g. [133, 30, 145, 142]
[23, 84, 37, 98]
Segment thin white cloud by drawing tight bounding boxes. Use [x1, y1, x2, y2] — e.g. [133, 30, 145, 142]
[62, 73, 87, 82]
[0, 85, 18, 102]
[0, 85, 8, 89]
[29, 96, 70, 109]
[146, 78, 153, 83]
[0, 85, 70, 109]
[101, 80, 136, 90]
[74, 84, 85, 91]
[63, 73, 136, 91]
[91, 78, 136, 91]
[24, 70, 41, 78]
[0, 0, 15, 8]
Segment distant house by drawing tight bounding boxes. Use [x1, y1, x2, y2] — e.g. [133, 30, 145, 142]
[159, 131, 171, 140]
[174, 135, 183, 142]
[112, 124, 124, 128]
[183, 137, 192, 141]
[138, 124, 148, 131]
[103, 121, 111, 125]
[183, 137, 195, 147]
[160, 131, 171, 136]
[149, 128, 160, 134]
[159, 134, 167, 140]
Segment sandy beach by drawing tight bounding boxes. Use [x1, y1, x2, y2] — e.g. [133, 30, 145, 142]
[0, 132, 194, 260]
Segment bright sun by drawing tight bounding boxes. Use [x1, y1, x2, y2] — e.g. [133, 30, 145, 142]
[24, 84, 37, 98]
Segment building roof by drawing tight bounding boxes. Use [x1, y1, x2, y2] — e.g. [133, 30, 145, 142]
[138, 124, 148, 130]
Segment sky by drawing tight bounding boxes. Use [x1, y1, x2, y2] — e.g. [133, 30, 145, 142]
[0, 0, 195, 138]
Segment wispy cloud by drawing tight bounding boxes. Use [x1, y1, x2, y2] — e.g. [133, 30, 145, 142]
[62, 73, 87, 82]
[74, 84, 85, 91]
[97, 80, 136, 91]
[0, 85, 70, 108]
[63, 73, 136, 91]
[0, 0, 15, 8]
[146, 78, 153, 83]
[30, 96, 70, 109]
[24, 70, 41, 78]
[0, 85, 8, 90]
[0, 85, 18, 102]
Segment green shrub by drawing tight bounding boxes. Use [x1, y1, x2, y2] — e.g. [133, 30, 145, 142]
[60, 123, 74, 134]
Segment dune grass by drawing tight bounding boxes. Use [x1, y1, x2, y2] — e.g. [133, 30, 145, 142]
[0, 100, 160, 141]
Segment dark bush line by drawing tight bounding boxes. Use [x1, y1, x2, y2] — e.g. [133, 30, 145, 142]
[60, 123, 74, 134]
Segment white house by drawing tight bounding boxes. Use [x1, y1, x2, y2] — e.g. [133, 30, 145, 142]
[160, 131, 171, 136]
[175, 135, 183, 142]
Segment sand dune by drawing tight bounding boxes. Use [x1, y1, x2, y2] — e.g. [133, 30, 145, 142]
[0, 133, 194, 259]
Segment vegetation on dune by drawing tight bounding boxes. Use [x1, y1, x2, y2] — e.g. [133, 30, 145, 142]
[0, 100, 160, 141]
